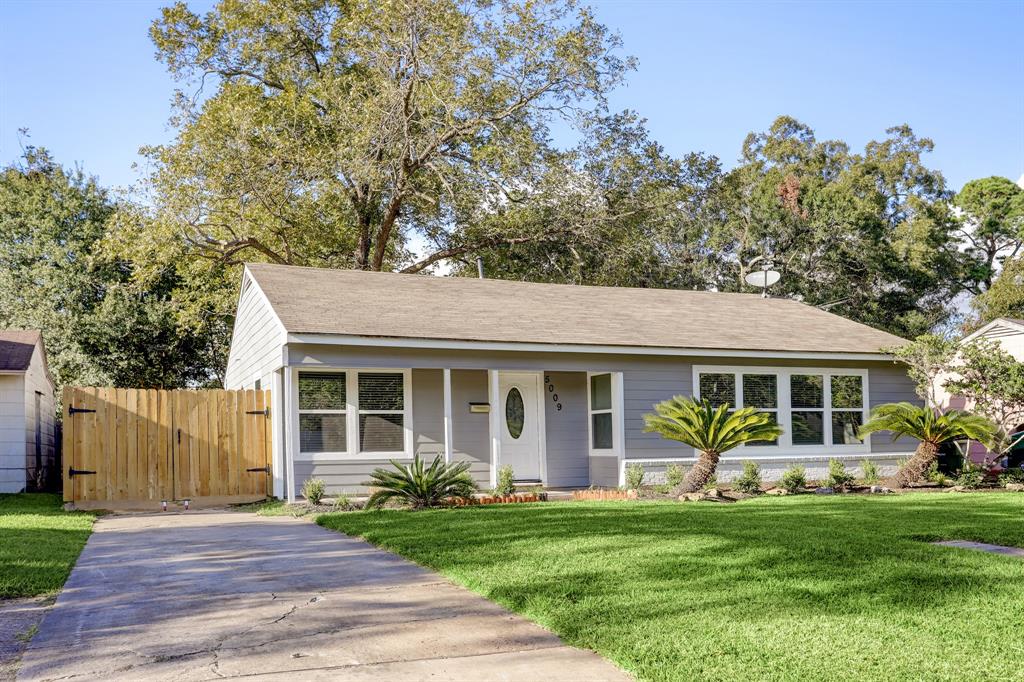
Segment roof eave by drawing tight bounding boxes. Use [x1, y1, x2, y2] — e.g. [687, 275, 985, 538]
[284, 332, 896, 362]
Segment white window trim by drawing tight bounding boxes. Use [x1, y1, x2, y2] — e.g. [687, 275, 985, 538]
[692, 365, 871, 457]
[295, 368, 413, 461]
[587, 371, 623, 458]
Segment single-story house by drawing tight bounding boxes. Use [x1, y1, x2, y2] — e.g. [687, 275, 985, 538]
[0, 330, 57, 493]
[224, 264, 920, 501]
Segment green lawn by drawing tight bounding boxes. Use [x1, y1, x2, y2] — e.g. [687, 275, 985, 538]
[319, 494, 1024, 682]
[0, 494, 95, 599]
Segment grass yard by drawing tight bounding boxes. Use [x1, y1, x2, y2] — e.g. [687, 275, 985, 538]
[319, 494, 1024, 682]
[0, 494, 95, 599]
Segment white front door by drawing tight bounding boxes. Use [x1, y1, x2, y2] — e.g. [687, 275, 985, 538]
[498, 372, 542, 481]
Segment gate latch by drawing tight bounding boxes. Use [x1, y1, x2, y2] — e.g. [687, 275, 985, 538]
[68, 406, 96, 415]
[246, 465, 271, 474]
[68, 467, 97, 478]
[245, 408, 270, 417]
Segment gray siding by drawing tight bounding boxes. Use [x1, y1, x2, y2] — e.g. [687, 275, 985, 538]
[224, 275, 285, 390]
[624, 366, 695, 460]
[23, 344, 55, 490]
[589, 455, 619, 487]
[543, 372, 589, 487]
[0, 374, 26, 493]
[412, 369, 444, 461]
[450, 369, 491, 487]
[868, 363, 921, 453]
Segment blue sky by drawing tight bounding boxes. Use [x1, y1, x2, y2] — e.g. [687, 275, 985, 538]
[1, 0, 1022, 192]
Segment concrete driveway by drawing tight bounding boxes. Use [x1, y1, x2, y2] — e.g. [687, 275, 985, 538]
[18, 511, 629, 681]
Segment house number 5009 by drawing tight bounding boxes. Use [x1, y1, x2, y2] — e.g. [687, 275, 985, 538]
[544, 375, 562, 411]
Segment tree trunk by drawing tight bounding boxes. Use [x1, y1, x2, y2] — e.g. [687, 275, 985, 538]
[677, 450, 720, 494]
[894, 441, 940, 488]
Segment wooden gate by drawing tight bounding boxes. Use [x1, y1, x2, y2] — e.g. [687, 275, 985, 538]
[62, 387, 272, 505]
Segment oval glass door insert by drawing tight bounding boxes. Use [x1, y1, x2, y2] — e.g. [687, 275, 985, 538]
[505, 387, 524, 439]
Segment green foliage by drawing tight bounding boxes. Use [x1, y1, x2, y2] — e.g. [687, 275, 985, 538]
[858, 403, 997, 448]
[364, 455, 477, 509]
[860, 459, 880, 485]
[998, 468, 1024, 486]
[625, 463, 645, 490]
[147, 0, 631, 274]
[644, 397, 785, 456]
[955, 176, 1024, 292]
[926, 461, 949, 487]
[495, 465, 516, 496]
[302, 478, 326, 505]
[944, 339, 1024, 457]
[664, 463, 686, 488]
[887, 334, 959, 409]
[780, 465, 807, 493]
[0, 494, 94, 598]
[954, 464, 985, 489]
[702, 474, 719, 491]
[320, 495, 1024, 681]
[826, 459, 856, 489]
[733, 461, 763, 495]
[0, 147, 225, 391]
[974, 256, 1024, 323]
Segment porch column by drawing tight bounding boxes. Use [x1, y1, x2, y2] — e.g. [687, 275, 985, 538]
[443, 368, 453, 464]
[488, 369, 500, 488]
[284, 366, 298, 504]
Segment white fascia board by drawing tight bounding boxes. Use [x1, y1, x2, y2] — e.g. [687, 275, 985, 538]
[961, 317, 1024, 344]
[284, 333, 894, 362]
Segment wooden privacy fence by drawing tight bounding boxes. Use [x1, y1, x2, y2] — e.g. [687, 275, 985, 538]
[62, 387, 272, 505]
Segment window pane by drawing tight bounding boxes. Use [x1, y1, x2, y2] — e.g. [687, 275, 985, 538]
[791, 375, 824, 408]
[747, 411, 779, 446]
[742, 374, 777, 409]
[359, 414, 404, 451]
[299, 372, 346, 410]
[792, 411, 824, 445]
[505, 388, 524, 439]
[590, 373, 612, 411]
[700, 373, 735, 408]
[299, 413, 346, 452]
[831, 376, 863, 409]
[592, 412, 613, 449]
[358, 373, 404, 411]
[832, 411, 864, 445]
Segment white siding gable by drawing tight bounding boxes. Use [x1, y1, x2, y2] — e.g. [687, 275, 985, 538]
[224, 267, 287, 390]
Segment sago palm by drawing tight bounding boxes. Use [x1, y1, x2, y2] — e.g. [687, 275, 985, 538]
[364, 455, 477, 509]
[644, 397, 784, 493]
[857, 403, 996, 488]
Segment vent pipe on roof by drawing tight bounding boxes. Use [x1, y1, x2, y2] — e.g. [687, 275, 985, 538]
[476, 256, 485, 279]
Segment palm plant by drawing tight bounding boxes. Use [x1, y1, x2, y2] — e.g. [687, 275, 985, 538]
[363, 454, 477, 509]
[857, 403, 997, 488]
[643, 397, 784, 493]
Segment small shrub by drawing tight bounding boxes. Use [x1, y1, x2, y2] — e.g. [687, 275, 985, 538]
[733, 461, 763, 495]
[363, 455, 477, 509]
[780, 465, 807, 493]
[702, 474, 719, 491]
[826, 459, 855, 490]
[860, 459, 880, 485]
[998, 468, 1024, 487]
[495, 464, 516, 496]
[625, 463, 645, 490]
[955, 464, 984, 489]
[665, 463, 686, 488]
[302, 478, 326, 505]
[653, 483, 672, 495]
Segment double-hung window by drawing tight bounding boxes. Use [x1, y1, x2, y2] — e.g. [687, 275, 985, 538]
[297, 369, 411, 458]
[694, 367, 868, 454]
[589, 373, 614, 450]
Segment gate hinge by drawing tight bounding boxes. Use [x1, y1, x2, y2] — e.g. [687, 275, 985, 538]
[68, 406, 96, 415]
[68, 467, 97, 478]
[246, 465, 271, 474]
[246, 408, 270, 417]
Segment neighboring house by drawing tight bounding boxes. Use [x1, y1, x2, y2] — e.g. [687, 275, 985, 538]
[939, 317, 1024, 466]
[224, 264, 920, 501]
[0, 330, 57, 493]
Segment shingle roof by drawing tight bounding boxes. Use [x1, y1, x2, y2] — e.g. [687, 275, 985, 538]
[245, 263, 907, 355]
[0, 330, 41, 371]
